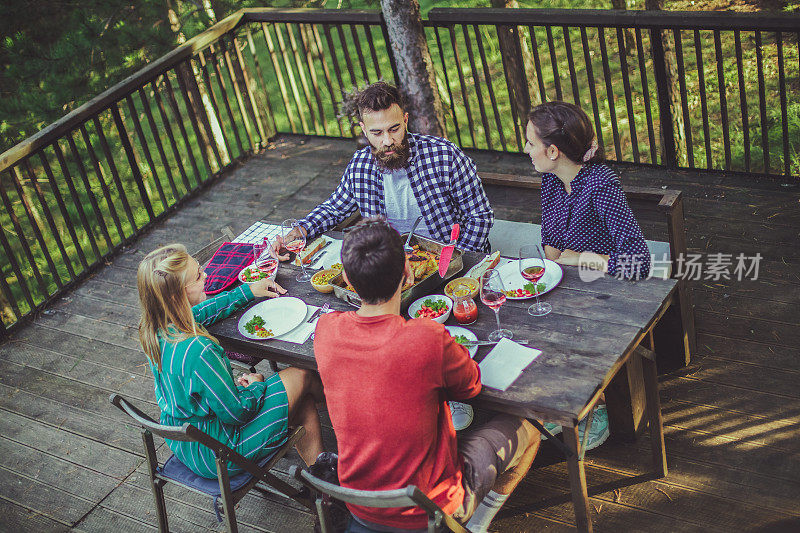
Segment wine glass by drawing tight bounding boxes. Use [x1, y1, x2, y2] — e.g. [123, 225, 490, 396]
[519, 244, 552, 316]
[282, 219, 311, 282]
[253, 237, 278, 278]
[480, 269, 512, 342]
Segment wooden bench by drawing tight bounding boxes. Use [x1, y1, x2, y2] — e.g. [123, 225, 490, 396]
[481, 172, 696, 374]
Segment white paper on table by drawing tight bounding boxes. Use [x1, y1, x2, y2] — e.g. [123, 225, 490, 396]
[478, 338, 542, 391]
[273, 305, 333, 344]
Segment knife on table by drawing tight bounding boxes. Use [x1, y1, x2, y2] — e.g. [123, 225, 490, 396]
[438, 223, 460, 277]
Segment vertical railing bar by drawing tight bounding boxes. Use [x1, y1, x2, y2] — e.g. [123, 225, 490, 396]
[336, 24, 359, 88]
[125, 95, 169, 210]
[207, 47, 246, 157]
[0, 171, 48, 298]
[0, 209, 36, 311]
[434, 25, 463, 147]
[150, 79, 193, 193]
[321, 23, 348, 101]
[474, 24, 507, 151]
[272, 24, 310, 133]
[175, 64, 215, 178]
[37, 148, 89, 269]
[580, 27, 604, 152]
[179, 59, 222, 173]
[363, 24, 383, 80]
[545, 25, 563, 101]
[232, 33, 269, 146]
[776, 32, 790, 178]
[670, 29, 691, 168]
[379, 22, 399, 83]
[693, 30, 712, 169]
[262, 24, 299, 134]
[616, 26, 639, 164]
[22, 158, 75, 280]
[713, 30, 731, 170]
[110, 103, 156, 220]
[449, 25, 477, 146]
[12, 164, 65, 288]
[598, 27, 622, 161]
[55, 138, 105, 259]
[0, 251, 22, 320]
[462, 25, 493, 150]
[494, 24, 522, 150]
[162, 70, 204, 183]
[310, 24, 346, 136]
[92, 115, 138, 230]
[635, 29, 657, 164]
[196, 51, 234, 163]
[563, 26, 580, 105]
[75, 126, 126, 244]
[220, 40, 256, 151]
[350, 25, 370, 84]
[527, 26, 547, 103]
[245, 27, 280, 138]
[137, 87, 181, 200]
[733, 30, 750, 172]
[294, 24, 328, 135]
[754, 31, 769, 174]
[285, 24, 322, 134]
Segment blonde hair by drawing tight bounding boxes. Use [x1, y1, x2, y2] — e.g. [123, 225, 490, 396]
[137, 244, 217, 370]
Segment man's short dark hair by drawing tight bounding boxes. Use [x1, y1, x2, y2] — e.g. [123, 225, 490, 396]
[341, 218, 405, 305]
[356, 82, 403, 121]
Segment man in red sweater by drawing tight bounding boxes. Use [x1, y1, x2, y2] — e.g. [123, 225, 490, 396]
[314, 219, 539, 532]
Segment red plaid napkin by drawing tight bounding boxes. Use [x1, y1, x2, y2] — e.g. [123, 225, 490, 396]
[203, 242, 254, 295]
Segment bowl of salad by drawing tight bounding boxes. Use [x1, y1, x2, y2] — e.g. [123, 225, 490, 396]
[408, 294, 452, 324]
[238, 262, 278, 284]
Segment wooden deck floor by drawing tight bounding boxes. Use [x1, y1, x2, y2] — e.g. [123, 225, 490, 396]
[1, 135, 798, 532]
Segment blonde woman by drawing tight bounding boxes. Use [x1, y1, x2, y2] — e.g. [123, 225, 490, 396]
[137, 244, 324, 477]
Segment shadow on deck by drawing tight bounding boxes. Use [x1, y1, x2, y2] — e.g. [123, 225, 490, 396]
[1, 135, 798, 532]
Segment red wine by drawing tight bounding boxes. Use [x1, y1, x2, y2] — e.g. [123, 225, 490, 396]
[521, 265, 545, 282]
[481, 291, 506, 310]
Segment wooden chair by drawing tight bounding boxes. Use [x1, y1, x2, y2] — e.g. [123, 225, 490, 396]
[110, 393, 311, 533]
[481, 172, 696, 371]
[290, 465, 469, 533]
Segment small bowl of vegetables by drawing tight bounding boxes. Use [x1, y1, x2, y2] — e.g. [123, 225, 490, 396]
[408, 294, 452, 324]
[239, 263, 277, 284]
[311, 268, 338, 293]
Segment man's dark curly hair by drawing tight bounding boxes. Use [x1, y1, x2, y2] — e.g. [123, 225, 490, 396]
[356, 81, 404, 121]
[341, 217, 405, 305]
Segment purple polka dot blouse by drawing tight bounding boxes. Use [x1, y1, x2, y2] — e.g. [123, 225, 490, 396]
[540, 164, 651, 280]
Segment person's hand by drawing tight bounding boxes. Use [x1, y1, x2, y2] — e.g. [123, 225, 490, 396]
[237, 373, 265, 387]
[250, 277, 287, 298]
[270, 226, 307, 261]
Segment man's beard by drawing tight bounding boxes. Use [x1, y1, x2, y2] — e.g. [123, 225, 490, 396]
[371, 133, 410, 170]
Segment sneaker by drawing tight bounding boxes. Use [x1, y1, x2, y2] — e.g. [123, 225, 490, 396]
[539, 421, 562, 440]
[449, 402, 474, 431]
[579, 405, 610, 451]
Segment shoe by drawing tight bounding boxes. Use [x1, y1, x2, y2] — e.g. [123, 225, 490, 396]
[449, 402, 474, 431]
[579, 405, 610, 451]
[539, 421, 562, 440]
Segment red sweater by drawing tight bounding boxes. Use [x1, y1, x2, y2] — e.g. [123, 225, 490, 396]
[314, 311, 482, 529]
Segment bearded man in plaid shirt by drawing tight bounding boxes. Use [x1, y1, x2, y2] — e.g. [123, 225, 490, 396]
[273, 81, 494, 255]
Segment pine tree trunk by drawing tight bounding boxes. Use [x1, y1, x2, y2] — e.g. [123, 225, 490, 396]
[646, 0, 685, 165]
[490, 0, 531, 121]
[379, 0, 445, 136]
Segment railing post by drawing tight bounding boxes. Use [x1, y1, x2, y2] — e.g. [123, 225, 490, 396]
[649, 27, 678, 168]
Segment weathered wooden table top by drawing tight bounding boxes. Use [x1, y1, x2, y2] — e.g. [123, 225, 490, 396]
[209, 230, 678, 426]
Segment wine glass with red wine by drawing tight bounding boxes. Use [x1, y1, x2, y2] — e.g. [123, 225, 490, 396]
[480, 269, 512, 342]
[519, 244, 552, 316]
[282, 219, 311, 282]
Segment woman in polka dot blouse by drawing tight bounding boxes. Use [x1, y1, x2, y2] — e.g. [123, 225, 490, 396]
[524, 101, 651, 280]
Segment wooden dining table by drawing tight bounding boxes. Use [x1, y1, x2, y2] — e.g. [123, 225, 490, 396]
[208, 229, 678, 533]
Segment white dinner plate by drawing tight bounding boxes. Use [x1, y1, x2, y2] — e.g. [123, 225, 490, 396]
[494, 258, 563, 300]
[445, 326, 479, 358]
[238, 297, 308, 340]
[238, 263, 277, 284]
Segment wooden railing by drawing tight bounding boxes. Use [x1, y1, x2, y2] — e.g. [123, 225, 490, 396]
[0, 7, 797, 334]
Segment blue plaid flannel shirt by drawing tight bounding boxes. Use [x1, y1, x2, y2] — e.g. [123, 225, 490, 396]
[299, 133, 494, 252]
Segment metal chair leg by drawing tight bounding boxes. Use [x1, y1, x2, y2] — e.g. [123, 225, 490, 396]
[142, 430, 169, 533]
[216, 452, 238, 533]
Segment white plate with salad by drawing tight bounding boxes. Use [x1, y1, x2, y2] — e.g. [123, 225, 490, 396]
[238, 297, 307, 340]
[445, 326, 478, 358]
[494, 258, 563, 300]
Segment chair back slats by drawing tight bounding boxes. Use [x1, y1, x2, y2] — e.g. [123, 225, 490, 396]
[109, 393, 195, 441]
